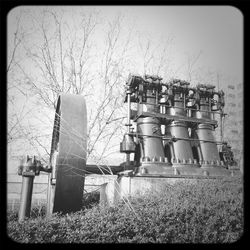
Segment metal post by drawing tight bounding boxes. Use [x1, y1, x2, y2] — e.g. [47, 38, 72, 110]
[17, 155, 50, 221]
[127, 89, 131, 133]
[220, 111, 223, 142]
[18, 174, 35, 222]
[126, 89, 131, 164]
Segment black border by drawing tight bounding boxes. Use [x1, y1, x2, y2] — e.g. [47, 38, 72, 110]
[1, 1, 247, 248]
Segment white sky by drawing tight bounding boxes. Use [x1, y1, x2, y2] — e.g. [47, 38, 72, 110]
[92, 5, 243, 83]
[8, 5, 243, 83]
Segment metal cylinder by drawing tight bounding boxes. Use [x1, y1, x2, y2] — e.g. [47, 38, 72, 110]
[195, 124, 220, 163]
[18, 175, 34, 222]
[127, 90, 131, 133]
[137, 117, 165, 159]
[166, 121, 195, 162]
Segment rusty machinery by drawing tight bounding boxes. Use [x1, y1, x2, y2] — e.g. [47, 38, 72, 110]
[17, 75, 239, 221]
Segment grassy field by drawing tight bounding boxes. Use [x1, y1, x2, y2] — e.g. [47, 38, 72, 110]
[7, 176, 243, 243]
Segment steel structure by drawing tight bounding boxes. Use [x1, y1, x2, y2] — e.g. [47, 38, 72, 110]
[120, 75, 237, 176]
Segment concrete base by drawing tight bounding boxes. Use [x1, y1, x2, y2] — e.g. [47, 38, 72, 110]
[84, 173, 240, 207]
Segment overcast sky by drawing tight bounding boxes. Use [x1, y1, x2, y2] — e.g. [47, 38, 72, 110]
[101, 5, 243, 83]
[8, 5, 243, 84]
[87, 5, 243, 84]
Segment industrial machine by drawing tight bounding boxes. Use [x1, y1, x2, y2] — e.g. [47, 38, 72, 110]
[17, 74, 239, 221]
[120, 74, 237, 176]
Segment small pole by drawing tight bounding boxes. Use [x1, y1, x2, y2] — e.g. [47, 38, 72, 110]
[220, 111, 224, 142]
[126, 89, 132, 164]
[217, 73, 224, 144]
[17, 156, 47, 222]
[18, 173, 35, 222]
[127, 89, 131, 133]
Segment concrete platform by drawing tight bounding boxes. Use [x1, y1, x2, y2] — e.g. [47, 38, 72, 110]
[84, 173, 240, 207]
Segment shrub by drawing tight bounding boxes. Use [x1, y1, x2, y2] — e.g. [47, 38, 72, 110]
[7, 176, 243, 243]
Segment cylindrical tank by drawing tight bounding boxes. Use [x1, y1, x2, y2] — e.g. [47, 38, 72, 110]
[191, 94, 221, 167]
[166, 121, 195, 162]
[137, 116, 165, 159]
[195, 123, 221, 166]
[137, 88, 165, 160]
[165, 93, 197, 165]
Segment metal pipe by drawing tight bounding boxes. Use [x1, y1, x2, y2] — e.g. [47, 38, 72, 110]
[126, 90, 132, 165]
[18, 174, 34, 222]
[220, 111, 223, 142]
[127, 90, 131, 133]
[126, 153, 130, 165]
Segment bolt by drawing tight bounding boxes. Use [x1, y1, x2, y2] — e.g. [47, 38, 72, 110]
[152, 156, 157, 162]
[159, 157, 164, 163]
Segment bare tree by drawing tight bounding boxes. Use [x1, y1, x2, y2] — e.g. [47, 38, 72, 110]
[86, 14, 134, 161]
[8, 8, 176, 165]
[7, 9, 134, 165]
[137, 33, 174, 79]
[186, 50, 203, 82]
